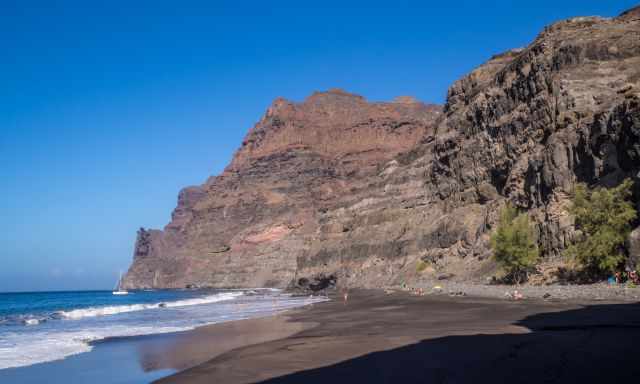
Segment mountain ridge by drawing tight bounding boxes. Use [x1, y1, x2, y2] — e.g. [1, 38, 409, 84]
[123, 5, 640, 289]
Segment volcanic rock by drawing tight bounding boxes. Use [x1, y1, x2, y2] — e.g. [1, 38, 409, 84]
[123, 7, 640, 289]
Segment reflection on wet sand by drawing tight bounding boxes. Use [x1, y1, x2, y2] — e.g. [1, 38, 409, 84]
[136, 315, 314, 373]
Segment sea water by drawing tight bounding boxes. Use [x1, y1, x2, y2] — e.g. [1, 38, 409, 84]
[0, 288, 326, 370]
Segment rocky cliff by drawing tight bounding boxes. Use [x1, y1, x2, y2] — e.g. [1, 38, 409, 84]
[123, 7, 640, 289]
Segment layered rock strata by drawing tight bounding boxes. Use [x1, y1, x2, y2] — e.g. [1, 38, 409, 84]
[124, 7, 640, 289]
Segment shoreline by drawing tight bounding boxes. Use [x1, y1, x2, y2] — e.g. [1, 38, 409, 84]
[114, 313, 316, 374]
[0, 290, 325, 383]
[90, 282, 640, 382]
[0, 310, 319, 384]
[2, 285, 639, 383]
[159, 288, 640, 383]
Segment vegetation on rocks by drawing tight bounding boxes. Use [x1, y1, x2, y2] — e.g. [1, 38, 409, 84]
[490, 204, 539, 284]
[123, 8, 640, 290]
[416, 260, 428, 273]
[565, 179, 637, 279]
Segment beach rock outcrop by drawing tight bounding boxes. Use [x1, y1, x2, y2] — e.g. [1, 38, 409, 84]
[123, 7, 640, 289]
[290, 273, 338, 293]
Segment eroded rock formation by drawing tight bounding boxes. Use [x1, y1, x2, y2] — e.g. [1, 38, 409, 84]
[123, 7, 640, 289]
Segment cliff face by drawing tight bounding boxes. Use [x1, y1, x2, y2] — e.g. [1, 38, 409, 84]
[123, 8, 640, 289]
[123, 89, 442, 288]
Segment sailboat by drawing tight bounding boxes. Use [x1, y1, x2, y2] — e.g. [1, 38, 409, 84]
[112, 271, 129, 295]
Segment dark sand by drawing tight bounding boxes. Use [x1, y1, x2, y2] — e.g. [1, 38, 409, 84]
[135, 315, 313, 373]
[159, 290, 640, 384]
[4, 291, 638, 383]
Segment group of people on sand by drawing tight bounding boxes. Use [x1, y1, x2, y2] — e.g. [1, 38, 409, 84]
[410, 287, 426, 296]
[399, 282, 429, 296]
[613, 269, 640, 285]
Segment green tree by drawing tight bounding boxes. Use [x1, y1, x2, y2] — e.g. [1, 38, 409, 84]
[565, 179, 636, 278]
[490, 204, 539, 283]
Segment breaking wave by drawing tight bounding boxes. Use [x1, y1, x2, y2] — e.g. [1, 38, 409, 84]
[0, 289, 327, 370]
[58, 291, 244, 320]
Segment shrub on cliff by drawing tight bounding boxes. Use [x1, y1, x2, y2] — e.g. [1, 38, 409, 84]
[416, 260, 428, 273]
[490, 204, 539, 284]
[565, 179, 636, 278]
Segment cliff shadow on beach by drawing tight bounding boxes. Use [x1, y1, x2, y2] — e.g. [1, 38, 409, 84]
[257, 301, 640, 384]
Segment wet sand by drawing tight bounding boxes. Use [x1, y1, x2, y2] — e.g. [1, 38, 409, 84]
[0, 315, 311, 384]
[136, 314, 314, 373]
[159, 290, 640, 384]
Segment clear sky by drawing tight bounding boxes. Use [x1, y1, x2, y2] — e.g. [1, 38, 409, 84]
[1, 0, 637, 292]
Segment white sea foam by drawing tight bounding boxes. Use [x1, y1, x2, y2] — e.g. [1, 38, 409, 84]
[0, 324, 189, 370]
[0, 291, 327, 370]
[59, 291, 244, 320]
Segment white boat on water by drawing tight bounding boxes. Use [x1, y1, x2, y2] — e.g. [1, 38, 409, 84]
[112, 271, 129, 295]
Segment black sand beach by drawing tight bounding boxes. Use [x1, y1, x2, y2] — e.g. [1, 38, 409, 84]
[3, 290, 639, 383]
[159, 290, 640, 384]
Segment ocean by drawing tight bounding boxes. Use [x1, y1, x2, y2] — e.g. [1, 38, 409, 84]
[0, 288, 326, 371]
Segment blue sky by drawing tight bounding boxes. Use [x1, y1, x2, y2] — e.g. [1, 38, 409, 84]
[1, 0, 636, 291]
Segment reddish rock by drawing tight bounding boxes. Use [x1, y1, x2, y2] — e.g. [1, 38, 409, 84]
[123, 6, 640, 289]
[123, 90, 441, 288]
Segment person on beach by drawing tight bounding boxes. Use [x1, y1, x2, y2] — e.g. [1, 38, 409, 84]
[343, 289, 349, 305]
